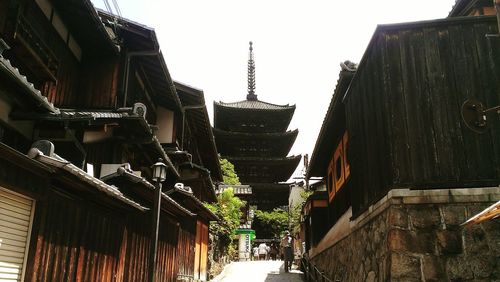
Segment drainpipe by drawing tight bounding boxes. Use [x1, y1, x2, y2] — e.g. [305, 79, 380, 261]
[495, 0, 500, 34]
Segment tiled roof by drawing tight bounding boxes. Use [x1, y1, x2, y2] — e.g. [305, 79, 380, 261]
[0, 56, 59, 114]
[101, 165, 193, 216]
[57, 110, 128, 119]
[28, 148, 148, 211]
[217, 185, 252, 195]
[215, 99, 294, 110]
[16, 109, 179, 178]
[169, 185, 218, 221]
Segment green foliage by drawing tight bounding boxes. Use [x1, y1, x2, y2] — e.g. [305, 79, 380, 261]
[220, 158, 240, 185]
[205, 188, 244, 259]
[290, 190, 313, 235]
[252, 208, 289, 239]
[205, 158, 244, 260]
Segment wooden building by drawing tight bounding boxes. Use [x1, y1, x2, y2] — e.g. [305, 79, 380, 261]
[213, 42, 301, 212]
[305, 12, 500, 282]
[449, 0, 496, 17]
[0, 1, 220, 281]
[301, 190, 328, 253]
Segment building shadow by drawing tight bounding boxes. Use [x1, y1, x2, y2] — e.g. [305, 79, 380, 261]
[264, 262, 304, 282]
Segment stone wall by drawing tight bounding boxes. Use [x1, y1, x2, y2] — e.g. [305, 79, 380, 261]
[309, 188, 500, 281]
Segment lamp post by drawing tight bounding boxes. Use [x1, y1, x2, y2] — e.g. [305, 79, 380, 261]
[149, 159, 167, 282]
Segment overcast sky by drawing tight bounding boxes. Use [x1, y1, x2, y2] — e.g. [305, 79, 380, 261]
[92, 0, 456, 178]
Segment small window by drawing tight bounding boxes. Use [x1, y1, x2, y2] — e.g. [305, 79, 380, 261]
[343, 132, 350, 178]
[333, 143, 344, 192]
[327, 161, 335, 202]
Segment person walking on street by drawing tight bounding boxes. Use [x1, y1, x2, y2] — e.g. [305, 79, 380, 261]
[258, 242, 268, 260]
[252, 244, 259, 261]
[280, 231, 293, 272]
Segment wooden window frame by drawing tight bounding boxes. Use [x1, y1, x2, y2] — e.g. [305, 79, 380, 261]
[333, 143, 344, 192]
[327, 160, 335, 202]
[343, 132, 350, 179]
[327, 131, 350, 203]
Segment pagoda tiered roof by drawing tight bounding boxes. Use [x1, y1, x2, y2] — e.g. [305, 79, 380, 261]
[213, 128, 298, 158]
[214, 101, 295, 133]
[213, 42, 301, 206]
[226, 155, 301, 183]
[246, 182, 291, 210]
[214, 99, 295, 110]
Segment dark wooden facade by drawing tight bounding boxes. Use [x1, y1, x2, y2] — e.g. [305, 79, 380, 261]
[301, 191, 328, 252]
[308, 16, 500, 228]
[0, 1, 220, 281]
[449, 0, 495, 17]
[345, 16, 500, 216]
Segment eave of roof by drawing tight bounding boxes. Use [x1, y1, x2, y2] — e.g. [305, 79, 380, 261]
[178, 162, 217, 201]
[101, 166, 194, 217]
[213, 128, 299, 139]
[98, 10, 183, 112]
[28, 149, 148, 211]
[307, 68, 355, 178]
[448, 0, 491, 17]
[229, 156, 301, 183]
[214, 128, 299, 158]
[168, 186, 218, 221]
[0, 55, 59, 113]
[174, 81, 223, 181]
[0, 143, 53, 174]
[214, 99, 295, 111]
[228, 155, 302, 162]
[52, 0, 119, 54]
[11, 109, 180, 178]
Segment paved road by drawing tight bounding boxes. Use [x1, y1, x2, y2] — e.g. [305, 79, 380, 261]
[212, 260, 303, 282]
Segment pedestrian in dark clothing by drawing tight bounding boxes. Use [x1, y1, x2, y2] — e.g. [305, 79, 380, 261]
[280, 231, 293, 272]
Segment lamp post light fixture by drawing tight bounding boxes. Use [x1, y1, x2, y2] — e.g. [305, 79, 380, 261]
[152, 158, 167, 182]
[149, 158, 167, 282]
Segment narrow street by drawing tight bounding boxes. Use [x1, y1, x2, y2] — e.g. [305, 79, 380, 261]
[212, 260, 303, 282]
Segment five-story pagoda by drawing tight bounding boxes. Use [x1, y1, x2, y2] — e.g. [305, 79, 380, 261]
[213, 42, 301, 210]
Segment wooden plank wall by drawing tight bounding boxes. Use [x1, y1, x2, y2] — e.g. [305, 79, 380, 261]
[27, 192, 125, 281]
[18, 1, 119, 109]
[177, 221, 196, 280]
[345, 17, 500, 215]
[26, 190, 183, 282]
[78, 57, 120, 108]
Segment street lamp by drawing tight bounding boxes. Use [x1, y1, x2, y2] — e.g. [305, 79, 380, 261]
[152, 158, 167, 182]
[149, 158, 167, 282]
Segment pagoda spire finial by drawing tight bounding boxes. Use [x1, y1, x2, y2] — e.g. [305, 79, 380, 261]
[247, 41, 257, 101]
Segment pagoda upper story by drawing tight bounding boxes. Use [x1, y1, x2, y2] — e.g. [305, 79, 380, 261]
[214, 42, 296, 134]
[213, 42, 300, 183]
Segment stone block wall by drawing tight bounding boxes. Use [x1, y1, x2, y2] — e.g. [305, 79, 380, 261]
[309, 188, 500, 281]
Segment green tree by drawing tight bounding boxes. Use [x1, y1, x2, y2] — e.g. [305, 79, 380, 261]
[252, 208, 289, 239]
[220, 158, 240, 185]
[289, 190, 312, 235]
[205, 158, 243, 260]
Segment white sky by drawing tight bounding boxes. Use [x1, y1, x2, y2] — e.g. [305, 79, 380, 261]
[92, 0, 456, 178]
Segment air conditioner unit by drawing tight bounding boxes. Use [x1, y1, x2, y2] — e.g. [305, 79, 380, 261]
[133, 102, 147, 118]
